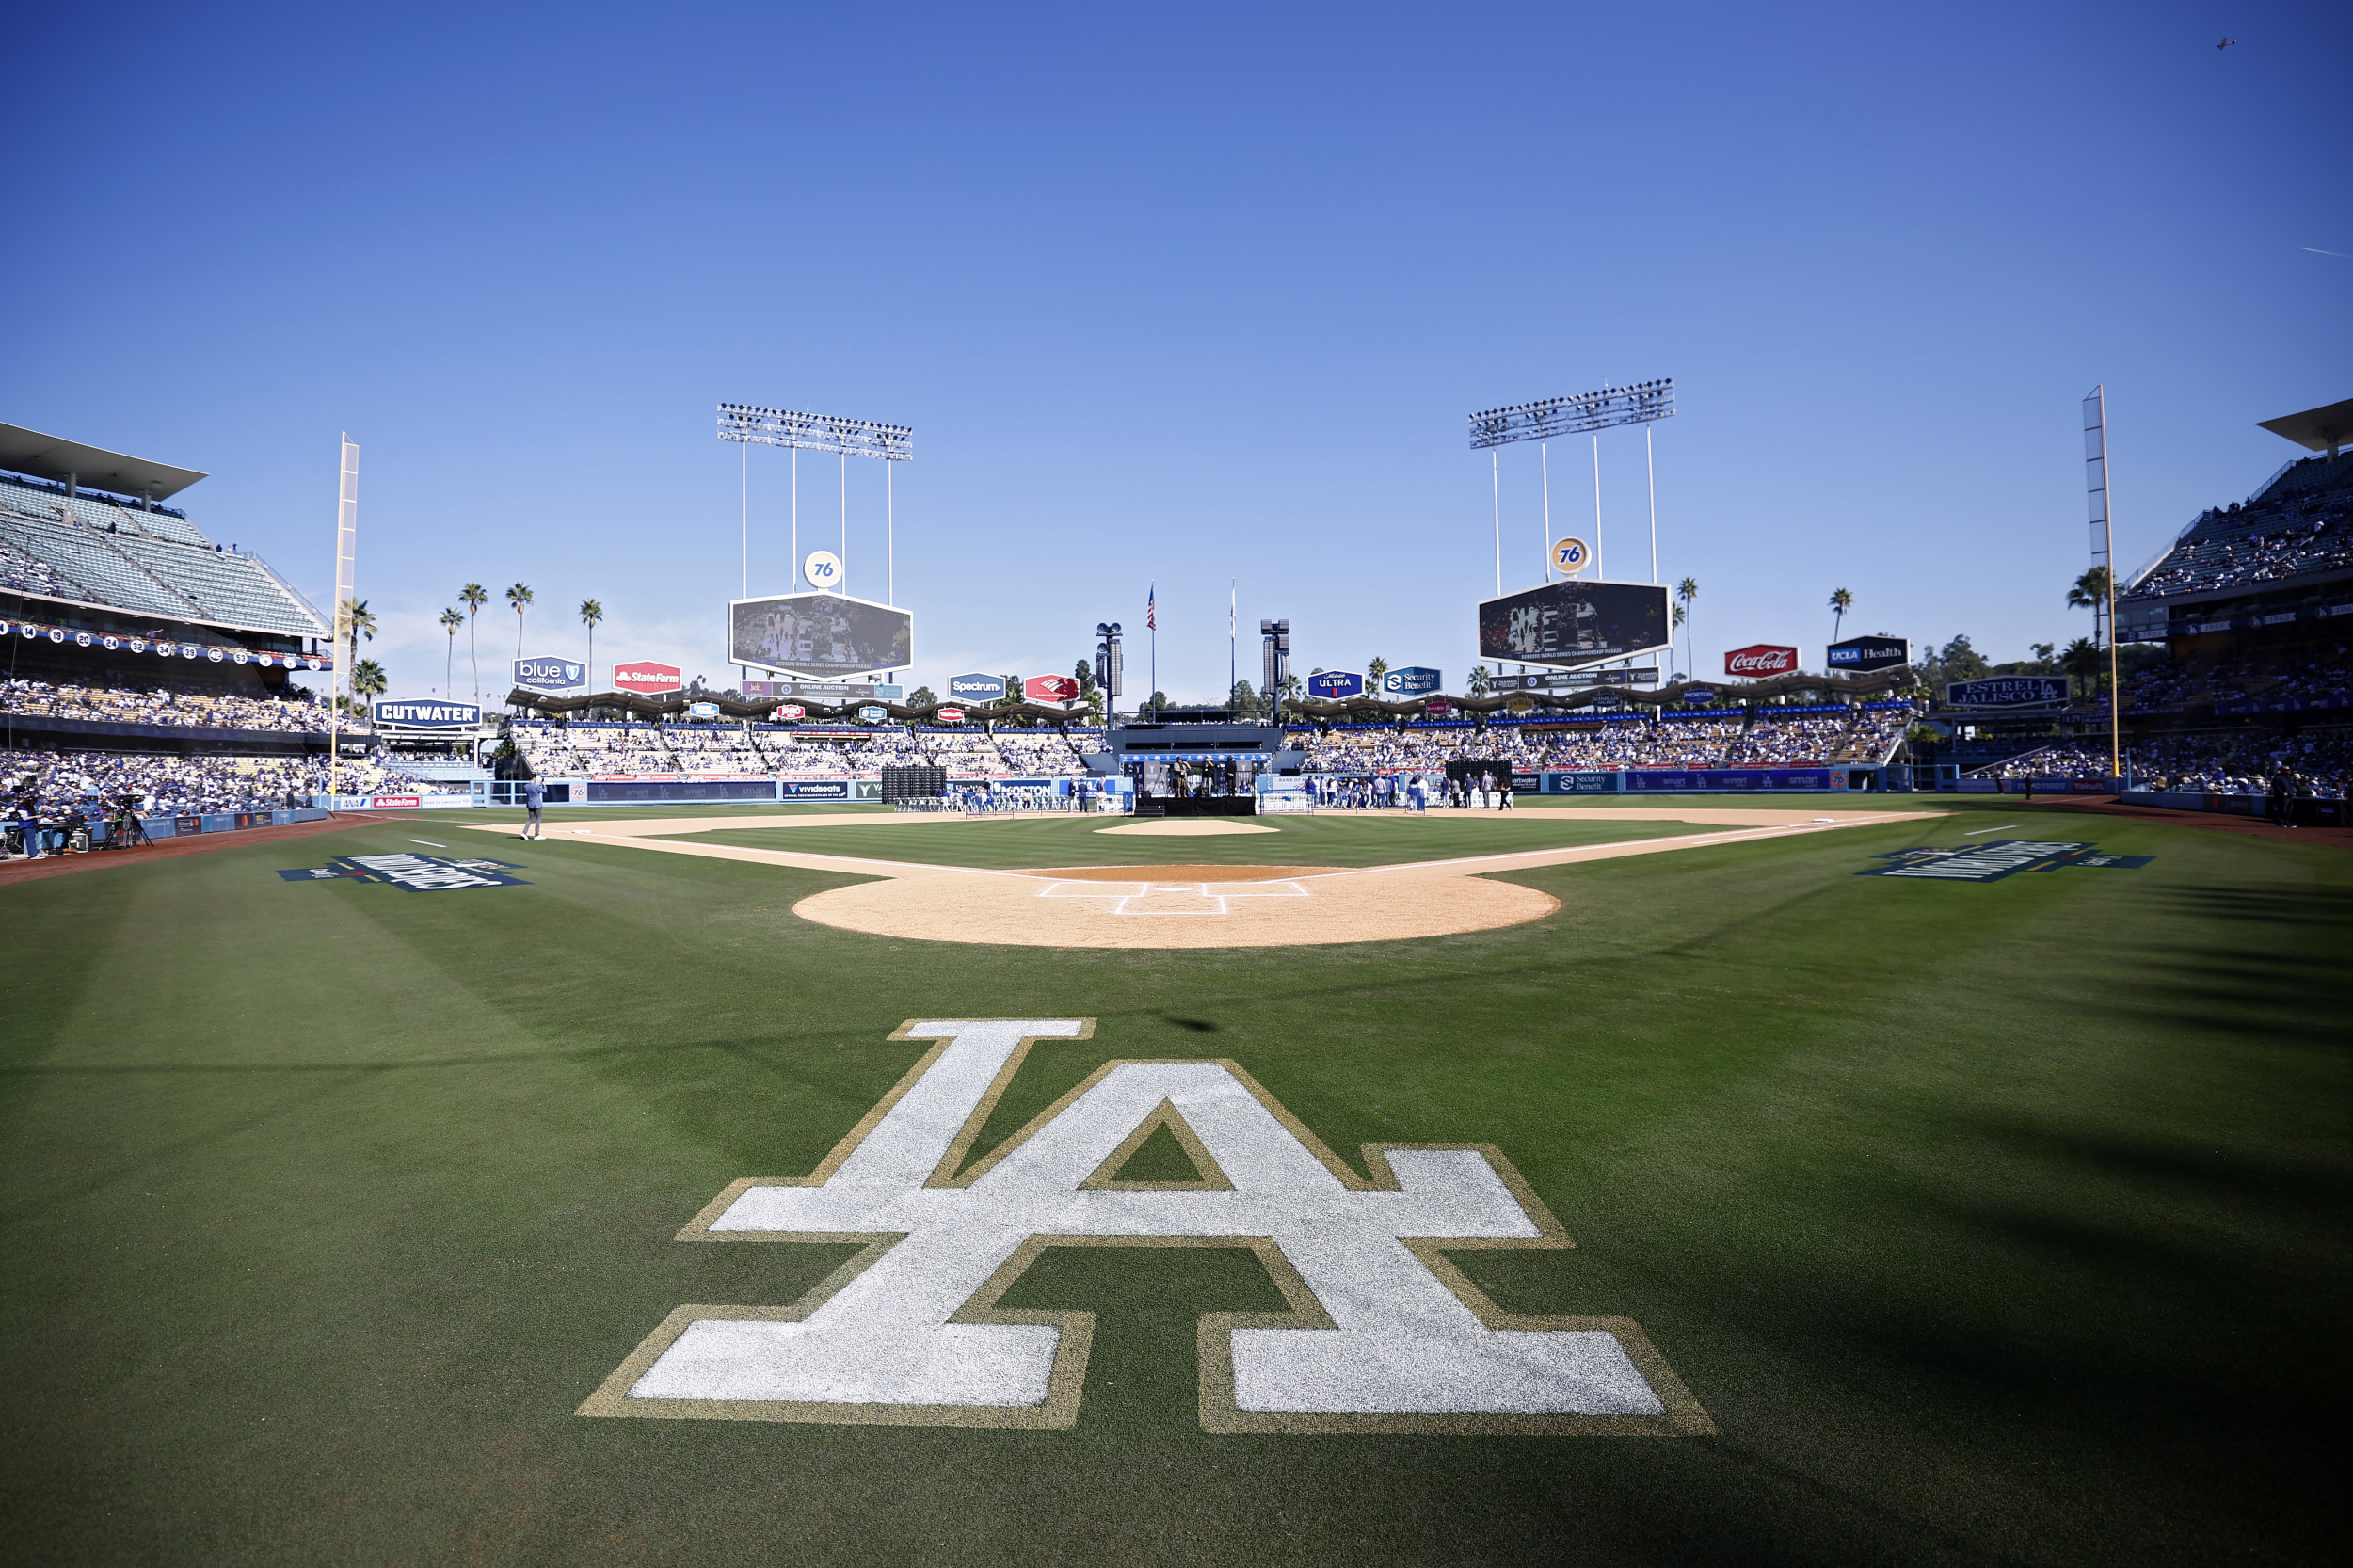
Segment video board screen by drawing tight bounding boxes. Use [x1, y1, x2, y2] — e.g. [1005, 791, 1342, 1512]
[730, 592, 912, 680]
[1477, 580, 1669, 670]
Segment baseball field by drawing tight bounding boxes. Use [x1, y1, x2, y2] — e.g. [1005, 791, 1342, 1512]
[2, 797, 2345, 1564]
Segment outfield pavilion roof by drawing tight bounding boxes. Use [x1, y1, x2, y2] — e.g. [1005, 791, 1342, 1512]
[2257, 397, 2353, 457]
[0, 423, 207, 502]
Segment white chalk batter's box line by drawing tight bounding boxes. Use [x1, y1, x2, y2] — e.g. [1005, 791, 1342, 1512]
[1036, 880, 1312, 916]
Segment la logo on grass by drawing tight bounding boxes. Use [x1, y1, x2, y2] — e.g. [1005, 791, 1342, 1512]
[582, 1019, 1712, 1434]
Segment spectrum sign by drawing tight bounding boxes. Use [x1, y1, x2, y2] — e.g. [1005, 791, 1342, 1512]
[947, 672, 1007, 703]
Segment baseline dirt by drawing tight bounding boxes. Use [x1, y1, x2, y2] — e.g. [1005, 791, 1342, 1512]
[0, 813, 371, 888]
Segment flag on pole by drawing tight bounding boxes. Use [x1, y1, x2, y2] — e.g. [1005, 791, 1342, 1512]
[1146, 586, 1156, 630]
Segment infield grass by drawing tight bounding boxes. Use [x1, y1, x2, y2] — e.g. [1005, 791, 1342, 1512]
[1, 798, 2345, 1565]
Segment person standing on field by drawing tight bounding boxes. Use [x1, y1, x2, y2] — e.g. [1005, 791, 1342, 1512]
[523, 776, 545, 840]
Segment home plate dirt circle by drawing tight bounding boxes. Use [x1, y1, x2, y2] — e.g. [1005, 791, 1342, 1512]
[791, 865, 1560, 950]
[1090, 819, 1280, 837]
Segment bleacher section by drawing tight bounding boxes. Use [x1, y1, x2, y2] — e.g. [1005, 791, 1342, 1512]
[0, 472, 325, 638]
[1300, 704, 1912, 776]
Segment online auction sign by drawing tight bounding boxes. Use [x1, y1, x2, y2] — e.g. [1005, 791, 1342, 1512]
[613, 660, 682, 695]
[515, 655, 586, 691]
[1724, 645, 1799, 677]
[1307, 671, 1364, 699]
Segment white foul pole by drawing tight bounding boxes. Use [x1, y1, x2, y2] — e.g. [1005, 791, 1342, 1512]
[2084, 387, 2120, 779]
[840, 452, 848, 591]
[739, 439, 748, 599]
[1646, 424, 1658, 584]
[1591, 434, 1604, 579]
[888, 459, 895, 608]
[791, 447, 799, 590]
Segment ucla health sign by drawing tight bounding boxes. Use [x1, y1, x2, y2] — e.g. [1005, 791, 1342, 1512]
[514, 655, 586, 692]
[1307, 670, 1364, 700]
[947, 672, 1006, 703]
[371, 698, 481, 728]
[1827, 635, 1909, 673]
[1380, 665, 1442, 696]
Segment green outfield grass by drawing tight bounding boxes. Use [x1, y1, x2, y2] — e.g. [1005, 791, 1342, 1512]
[1, 802, 2345, 1564]
[690, 810, 1734, 869]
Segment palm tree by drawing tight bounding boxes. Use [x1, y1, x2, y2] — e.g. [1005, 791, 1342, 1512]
[1829, 586, 1853, 639]
[459, 583, 488, 704]
[579, 598, 604, 679]
[1367, 655, 1389, 692]
[334, 598, 376, 711]
[351, 658, 388, 705]
[1468, 664, 1493, 697]
[2067, 567, 2113, 648]
[1675, 578, 1699, 671]
[439, 607, 462, 696]
[505, 583, 534, 662]
[2060, 635, 2102, 698]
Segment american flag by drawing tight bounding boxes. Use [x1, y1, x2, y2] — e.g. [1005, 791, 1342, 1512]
[1145, 586, 1156, 631]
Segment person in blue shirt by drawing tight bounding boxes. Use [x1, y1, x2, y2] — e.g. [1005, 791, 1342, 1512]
[522, 776, 545, 840]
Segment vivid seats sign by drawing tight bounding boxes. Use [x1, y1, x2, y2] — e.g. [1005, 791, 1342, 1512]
[1724, 645, 1798, 678]
[614, 661, 682, 695]
[1025, 675, 1080, 703]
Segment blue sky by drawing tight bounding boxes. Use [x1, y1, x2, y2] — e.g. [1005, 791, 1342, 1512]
[7, 2, 2346, 703]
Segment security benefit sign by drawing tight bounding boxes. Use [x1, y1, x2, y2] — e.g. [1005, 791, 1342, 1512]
[1860, 840, 2152, 883]
[278, 853, 529, 890]
[581, 1018, 1714, 1434]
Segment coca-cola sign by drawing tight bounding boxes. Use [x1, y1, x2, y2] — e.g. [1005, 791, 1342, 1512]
[1724, 645, 1799, 677]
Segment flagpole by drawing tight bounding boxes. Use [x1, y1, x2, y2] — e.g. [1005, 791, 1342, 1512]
[1229, 580, 1236, 707]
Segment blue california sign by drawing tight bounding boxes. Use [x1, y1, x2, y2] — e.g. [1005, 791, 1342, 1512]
[1307, 670, 1364, 700]
[514, 655, 587, 691]
[371, 698, 482, 728]
[1380, 665, 1442, 696]
[947, 672, 1007, 703]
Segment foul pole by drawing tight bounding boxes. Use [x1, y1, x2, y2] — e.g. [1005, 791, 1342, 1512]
[328, 434, 358, 799]
[2084, 387, 2121, 780]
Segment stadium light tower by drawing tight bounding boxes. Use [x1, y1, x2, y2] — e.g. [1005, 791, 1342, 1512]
[717, 403, 913, 603]
[1096, 622, 1123, 723]
[1469, 380, 1674, 588]
[1260, 618, 1289, 720]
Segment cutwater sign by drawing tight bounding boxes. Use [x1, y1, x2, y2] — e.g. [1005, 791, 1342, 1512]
[948, 673, 1007, 703]
[1307, 671, 1364, 700]
[1381, 665, 1442, 696]
[1827, 635, 1909, 672]
[371, 699, 481, 728]
[515, 655, 587, 691]
[1945, 676, 2070, 708]
[277, 853, 529, 890]
[1860, 840, 2151, 883]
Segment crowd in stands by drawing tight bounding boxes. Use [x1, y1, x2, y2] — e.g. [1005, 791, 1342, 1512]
[2124, 455, 2353, 600]
[2114, 647, 2351, 712]
[1298, 706, 1908, 775]
[1973, 727, 2352, 797]
[0, 749, 408, 814]
[2, 540, 63, 597]
[507, 720, 1092, 778]
[2, 676, 331, 732]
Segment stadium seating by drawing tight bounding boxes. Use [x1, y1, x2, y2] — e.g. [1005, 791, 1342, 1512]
[2, 676, 331, 732]
[2123, 452, 2353, 601]
[0, 748, 411, 813]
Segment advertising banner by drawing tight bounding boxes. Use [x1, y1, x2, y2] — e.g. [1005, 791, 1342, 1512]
[1625, 769, 1840, 792]
[730, 591, 911, 680]
[947, 673, 1007, 703]
[371, 699, 481, 728]
[1025, 674, 1080, 703]
[1307, 671, 1364, 700]
[1541, 771, 1622, 793]
[1724, 645, 1799, 678]
[1478, 580, 1669, 670]
[514, 655, 587, 691]
[613, 660, 682, 695]
[778, 780, 852, 799]
[685, 701, 722, 719]
[1381, 665, 1442, 696]
[1827, 635, 1909, 673]
[937, 707, 966, 723]
[1945, 676, 2071, 708]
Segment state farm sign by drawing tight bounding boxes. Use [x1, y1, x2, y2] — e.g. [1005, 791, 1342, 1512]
[613, 660, 682, 696]
[1724, 645, 1799, 677]
[1024, 674, 1080, 703]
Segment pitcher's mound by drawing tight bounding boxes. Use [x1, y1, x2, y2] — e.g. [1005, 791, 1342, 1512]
[1094, 819, 1278, 836]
